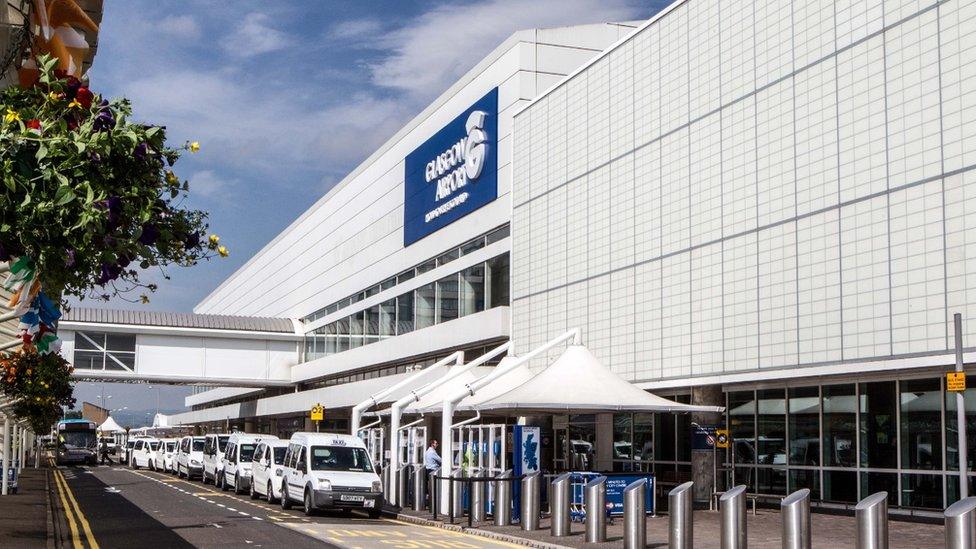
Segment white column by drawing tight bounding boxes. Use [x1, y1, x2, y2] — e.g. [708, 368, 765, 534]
[19, 427, 25, 471]
[2, 415, 10, 495]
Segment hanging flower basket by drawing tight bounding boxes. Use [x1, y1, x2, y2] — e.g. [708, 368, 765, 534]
[0, 54, 225, 304]
[0, 346, 74, 432]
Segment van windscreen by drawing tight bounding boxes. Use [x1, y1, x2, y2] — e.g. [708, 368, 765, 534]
[239, 444, 256, 462]
[217, 436, 229, 451]
[192, 440, 205, 452]
[273, 447, 286, 464]
[310, 446, 372, 472]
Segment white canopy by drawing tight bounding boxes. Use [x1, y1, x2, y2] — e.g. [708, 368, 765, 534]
[395, 367, 495, 415]
[98, 416, 124, 433]
[454, 358, 535, 412]
[471, 345, 724, 413]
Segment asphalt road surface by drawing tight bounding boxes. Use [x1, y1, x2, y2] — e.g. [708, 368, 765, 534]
[56, 464, 520, 549]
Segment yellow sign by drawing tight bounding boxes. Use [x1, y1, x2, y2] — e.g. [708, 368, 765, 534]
[310, 403, 324, 422]
[715, 429, 730, 449]
[947, 372, 967, 392]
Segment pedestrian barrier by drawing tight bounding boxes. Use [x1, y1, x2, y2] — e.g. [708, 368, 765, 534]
[494, 469, 513, 526]
[551, 473, 571, 536]
[720, 485, 748, 549]
[584, 475, 608, 543]
[855, 492, 888, 549]
[623, 478, 647, 549]
[945, 496, 976, 549]
[781, 488, 811, 549]
[521, 471, 541, 531]
[669, 481, 693, 549]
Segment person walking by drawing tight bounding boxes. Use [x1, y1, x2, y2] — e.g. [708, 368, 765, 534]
[99, 439, 114, 465]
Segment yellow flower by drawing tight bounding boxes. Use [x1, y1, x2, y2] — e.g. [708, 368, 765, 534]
[217, 245, 229, 258]
[209, 234, 220, 245]
[140, 295, 150, 304]
[189, 141, 200, 153]
[3, 109, 19, 124]
[68, 99, 82, 109]
[48, 92, 60, 101]
[165, 170, 179, 185]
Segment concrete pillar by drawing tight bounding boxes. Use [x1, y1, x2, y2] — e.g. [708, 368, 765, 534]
[2, 415, 10, 495]
[595, 413, 614, 472]
[691, 385, 724, 504]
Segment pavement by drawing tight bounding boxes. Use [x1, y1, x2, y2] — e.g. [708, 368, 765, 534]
[0, 467, 52, 549]
[48, 464, 527, 548]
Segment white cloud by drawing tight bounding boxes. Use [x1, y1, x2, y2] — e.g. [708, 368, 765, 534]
[222, 13, 291, 58]
[328, 19, 384, 41]
[189, 170, 235, 198]
[157, 15, 200, 39]
[368, 0, 642, 98]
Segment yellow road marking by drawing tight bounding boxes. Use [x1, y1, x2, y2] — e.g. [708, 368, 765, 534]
[382, 519, 525, 549]
[52, 470, 83, 549]
[56, 469, 100, 549]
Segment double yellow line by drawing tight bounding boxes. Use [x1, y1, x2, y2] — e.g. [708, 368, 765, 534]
[52, 468, 99, 549]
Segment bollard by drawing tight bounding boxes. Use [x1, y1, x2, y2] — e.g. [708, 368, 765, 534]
[551, 473, 572, 536]
[471, 470, 486, 524]
[413, 465, 426, 512]
[521, 471, 541, 531]
[945, 496, 976, 549]
[781, 488, 811, 549]
[669, 481, 694, 549]
[855, 492, 888, 549]
[720, 485, 748, 549]
[382, 465, 391, 503]
[494, 470, 513, 526]
[585, 475, 608, 543]
[428, 467, 441, 517]
[623, 478, 647, 549]
[450, 468, 464, 520]
[397, 464, 410, 508]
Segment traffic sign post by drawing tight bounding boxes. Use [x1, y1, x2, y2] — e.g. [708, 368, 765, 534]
[310, 404, 324, 432]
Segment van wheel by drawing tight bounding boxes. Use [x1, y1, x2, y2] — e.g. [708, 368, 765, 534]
[177, 465, 183, 479]
[132, 460, 138, 470]
[220, 473, 228, 491]
[249, 480, 257, 499]
[201, 470, 209, 484]
[280, 486, 292, 510]
[267, 482, 276, 504]
[234, 475, 243, 495]
[303, 489, 316, 516]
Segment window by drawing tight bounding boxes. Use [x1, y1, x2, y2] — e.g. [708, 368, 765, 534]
[397, 292, 414, 335]
[486, 224, 509, 244]
[436, 273, 459, 323]
[460, 263, 485, 317]
[437, 248, 460, 266]
[461, 237, 485, 255]
[901, 378, 942, 470]
[239, 444, 256, 462]
[859, 381, 897, 469]
[364, 305, 380, 344]
[823, 384, 856, 467]
[416, 283, 436, 329]
[72, 331, 135, 371]
[379, 299, 396, 337]
[788, 386, 819, 465]
[487, 253, 510, 307]
[728, 391, 756, 465]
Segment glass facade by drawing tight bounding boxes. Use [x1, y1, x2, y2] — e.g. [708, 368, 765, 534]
[726, 375, 976, 510]
[611, 395, 692, 489]
[302, 253, 510, 361]
[73, 331, 136, 371]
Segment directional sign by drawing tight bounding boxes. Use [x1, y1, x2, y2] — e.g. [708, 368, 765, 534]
[947, 372, 967, 392]
[715, 429, 730, 449]
[310, 404, 324, 422]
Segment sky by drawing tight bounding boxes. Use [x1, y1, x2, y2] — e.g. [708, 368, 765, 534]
[72, 0, 666, 413]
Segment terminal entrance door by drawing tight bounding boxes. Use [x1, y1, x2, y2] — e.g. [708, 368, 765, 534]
[451, 424, 507, 476]
[359, 427, 386, 467]
[397, 425, 426, 468]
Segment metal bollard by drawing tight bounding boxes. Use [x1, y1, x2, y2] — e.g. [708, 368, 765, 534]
[428, 467, 441, 517]
[585, 475, 608, 543]
[781, 488, 811, 549]
[720, 485, 748, 549]
[945, 496, 976, 549]
[382, 466, 391, 503]
[471, 470, 486, 524]
[494, 470, 513, 526]
[855, 492, 888, 549]
[623, 478, 647, 549]
[669, 481, 694, 549]
[450, 468, 464, 520]
[521, 471, 541, 531]
[413, 466, 426, 512]
[397, 464, 410, 507]
[551, 473, 572, 536]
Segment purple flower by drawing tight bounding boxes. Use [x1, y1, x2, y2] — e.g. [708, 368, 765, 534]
[134, 142, 148, 161]
[137, 223, 160, 245]
[183, 231, 201, 249]
[117, 253, 132, 269]
[93, 111, 115, 132]
[64, 76, 81, 99]
[65, 249, 75, 267]
[98, 196, 122, 228]
[89, 152, 101, 164]
[96, 262, 122, 286]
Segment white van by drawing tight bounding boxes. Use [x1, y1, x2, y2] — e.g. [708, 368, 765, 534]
[250, 439, 289, 502]
[279, 433, 382, 517]
[220, 433, 278, 494]
[130, 438, 160, 469]
[176, 436, 205, 479]
[152, 438, 179, 472]
[201, 433, 230, 484]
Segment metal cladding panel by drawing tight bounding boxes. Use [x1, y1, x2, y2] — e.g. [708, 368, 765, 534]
[63, 307, 294, 333]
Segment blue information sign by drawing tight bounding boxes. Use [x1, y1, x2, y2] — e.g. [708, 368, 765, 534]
[604, 474, 654, 515]
[403, 88, 498, 246]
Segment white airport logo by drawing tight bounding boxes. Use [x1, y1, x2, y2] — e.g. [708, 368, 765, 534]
[423, 110, 489, 223]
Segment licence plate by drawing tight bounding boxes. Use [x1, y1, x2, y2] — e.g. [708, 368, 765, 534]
[341, 495, 365, 502]
[363, 499, 375, 508]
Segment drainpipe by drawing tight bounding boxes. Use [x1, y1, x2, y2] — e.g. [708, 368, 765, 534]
[350, 351, 463, 437]
[439, 329, 580, 509]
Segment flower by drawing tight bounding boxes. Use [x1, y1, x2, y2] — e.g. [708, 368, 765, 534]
[134, 142, 148, 161]
[3, 109, 19, 123]
[165, 171, 179, 185]
[68, 99, 82, 109]
[93, 110, 115, 131]
[189, 141, 200, 153]
[209, 234, 220, 245]
[47, 92, 60, 101]
[25, 119, 41, 133]
[140, 295, 150, 304]
[217, 245, 229, 258]
[137, 223, 160, 245]
[75, 87, 94, 109]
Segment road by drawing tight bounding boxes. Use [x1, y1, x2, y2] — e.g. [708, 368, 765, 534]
[54, 464, 519, 549]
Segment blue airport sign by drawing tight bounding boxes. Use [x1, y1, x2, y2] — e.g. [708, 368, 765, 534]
[403, 88, 498, 246]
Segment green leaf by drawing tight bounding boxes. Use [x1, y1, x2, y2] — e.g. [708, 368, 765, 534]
[35, 145, 47, 161]
[54, 185, 76, 206]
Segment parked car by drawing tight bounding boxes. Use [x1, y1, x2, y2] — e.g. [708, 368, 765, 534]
[176, 436, 206, 479]
[220, 433, 278, 494]
[152, 438, 179, 472]
[130, 438, 160, 469]
[251, 439, 289, 503]
[279, 432, 382, 517]
[201, 433, 230, 485]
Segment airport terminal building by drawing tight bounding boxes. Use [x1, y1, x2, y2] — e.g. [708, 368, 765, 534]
[59, 0, 976, 512]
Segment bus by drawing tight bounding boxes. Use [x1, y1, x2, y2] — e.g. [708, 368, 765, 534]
[55, 419, 98, 465]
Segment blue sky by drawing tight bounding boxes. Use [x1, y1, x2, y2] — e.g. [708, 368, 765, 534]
[74, 0, 666, 412]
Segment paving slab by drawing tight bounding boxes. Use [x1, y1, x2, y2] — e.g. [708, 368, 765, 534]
[0, 468, 52, 549]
